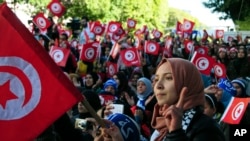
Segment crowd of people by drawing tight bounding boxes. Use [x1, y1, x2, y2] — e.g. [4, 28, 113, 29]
[33, 15, 250, 141]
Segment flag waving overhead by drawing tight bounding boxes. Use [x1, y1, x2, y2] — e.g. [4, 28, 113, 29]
[190, 51, 215, 75]
[47, 0, 66, 18]
[0, 3, 83, 141]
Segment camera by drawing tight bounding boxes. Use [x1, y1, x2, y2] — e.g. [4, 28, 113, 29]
[75, 118, 92, 130]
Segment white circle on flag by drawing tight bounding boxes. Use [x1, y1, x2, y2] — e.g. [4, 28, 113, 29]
[128, 20, 135, 27]
[197, 48, 205, 54]
[109, 65, 115, 75]
[187, 42, 193, 52]
[195, 57, 209, 71]
[94, 26, 102, 35]
[147, 43, 156, 52]
[232, 102, 244, 120]
[36, 17, 46, 29]
[109, 24, 118, 33]
[214, 65, 223, 77]
[0, 57, 41, 120]
[183, 21, 191, 31]
[217, 31, 224, 37]
[125, 50, 135, 61]
[154, 31, 161, 38]
[51, 49, 64, 63]
[51, 3, 62, 14]
[85, 48, 95, 60]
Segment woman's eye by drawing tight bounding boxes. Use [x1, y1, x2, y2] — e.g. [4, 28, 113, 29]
[166, 77, 172, 80]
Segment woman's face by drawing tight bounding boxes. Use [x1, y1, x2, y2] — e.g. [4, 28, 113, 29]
[218, 51, 226, 58]
[105, 86, 115, 95]
[237, 48, 245, 58]
[131, 74, 140, 87]
[85, 74, 94, 86]
[137, 81, 147, 95]
[203, 100, 216, 117]
[154, 62, 178, 106]
[78, 102, 87, 113]
[233, 83, 243, 97]
[113, 75, 120, 87]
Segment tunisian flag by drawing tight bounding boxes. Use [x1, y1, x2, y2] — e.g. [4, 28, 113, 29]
[0, 3, 83, 141]
[220, 97, 250, 124]
[49, 46, 70, 67]
[120, 47, 140, 67]
[190, 51, 215, 75]
[47, 0, 66, 18]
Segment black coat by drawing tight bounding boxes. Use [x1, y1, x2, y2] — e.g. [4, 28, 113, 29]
[164, 107, 225, 141]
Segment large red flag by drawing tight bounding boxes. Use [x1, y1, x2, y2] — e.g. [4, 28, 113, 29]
[0, 3, 83, 141]
[220, 97, 250, 124]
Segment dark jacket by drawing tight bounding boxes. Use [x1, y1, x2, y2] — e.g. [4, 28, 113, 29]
[164, 107, 225, 141]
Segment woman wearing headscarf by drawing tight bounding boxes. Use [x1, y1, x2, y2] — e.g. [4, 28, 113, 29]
[151, 58, 225, 141]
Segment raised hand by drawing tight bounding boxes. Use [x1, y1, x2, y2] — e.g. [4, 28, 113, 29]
[162, 87, 187, 132]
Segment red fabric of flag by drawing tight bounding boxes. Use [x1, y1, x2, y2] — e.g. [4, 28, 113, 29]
[33, 12, 51, 32]
[80, 42, 98, 62]
[144, 40, 160, 55]
[106, 61, 118, 78]
[49, 46, 70, 67]
[120, 47, 140, 67]
[47, 0, 66, 18]
[182, 19, 195, 33]
[215, 29, 224, 39]
[0, 3, 83, 141]
[190, 51, 215, 75]
[220, 97, 250, 124]
[213, 62, 227, 79]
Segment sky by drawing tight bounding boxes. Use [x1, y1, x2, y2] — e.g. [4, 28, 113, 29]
[168, 0, 235, 31]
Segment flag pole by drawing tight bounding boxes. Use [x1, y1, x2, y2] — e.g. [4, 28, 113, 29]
[81, 98, 106, 127]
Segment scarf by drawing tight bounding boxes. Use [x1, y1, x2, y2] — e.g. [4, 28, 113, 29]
[151, 104, 197, 141]
[151, 58, 205, 141]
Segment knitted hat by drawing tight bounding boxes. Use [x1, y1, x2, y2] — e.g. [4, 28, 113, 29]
[229, 47, 238, 53]
[205, 94, 218, 109]
[218, 48, 227, 53]
[104, 79, 117, 90]
[217, 78, 237, 96]
[232, 78, 247, 97]
[107, 113, 140, 141]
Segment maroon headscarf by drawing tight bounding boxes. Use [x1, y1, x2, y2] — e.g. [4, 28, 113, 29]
[151, 58, 205, 141]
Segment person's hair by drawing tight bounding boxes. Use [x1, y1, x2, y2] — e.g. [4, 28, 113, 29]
[81, 90, 102, 111]
[81, 16, 89, 21]
[61, 33, 68, 40]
